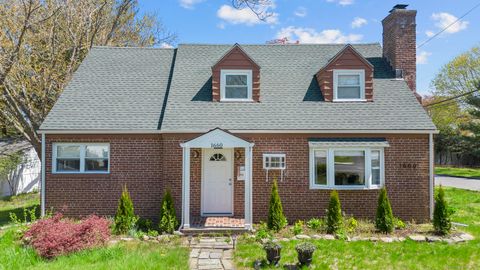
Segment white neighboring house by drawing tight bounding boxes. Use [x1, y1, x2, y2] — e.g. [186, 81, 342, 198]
[0, 140, 41, 197]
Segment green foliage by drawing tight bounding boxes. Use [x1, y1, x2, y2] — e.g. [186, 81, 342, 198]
[375, 188, 395, 234]
[394, 217, 406, 229]
[292, 220, 304, 235]
[136, 217, 154, 232]
[255, 222, 272, 241]
[306, 218, 323, 231]
[9, 206, 37, 227]
[433, 186, 452, 235]
[158, 189, 179, 234]
[267, 178, 287, 232]
[344, 217, 358, 234]
[0, 151, 23, 195]
[295, 242, 316, 253]
[114, 185, 138, 235]
[326, 190, 343, 234]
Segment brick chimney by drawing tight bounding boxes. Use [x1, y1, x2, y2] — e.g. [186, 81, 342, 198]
[382, 4, 417, 92]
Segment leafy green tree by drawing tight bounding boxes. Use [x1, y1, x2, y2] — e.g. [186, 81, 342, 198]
[267, 178, 287, 232]
[375, 188, 394, 233]
[326, 190, 342, 234]
[158, 189, 179, 234]
[0, 151, 23, 195]
[433, 186, 452, 235]
[114, 185, 138, 235]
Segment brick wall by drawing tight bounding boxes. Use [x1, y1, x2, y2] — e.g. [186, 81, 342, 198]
[382, 8, 417, 92]
[45, 133, 430, 224]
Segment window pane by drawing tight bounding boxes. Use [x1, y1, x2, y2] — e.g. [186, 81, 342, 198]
[226, 74, 247, 86]
[225, 86, 248, 99]
[371, 150, 381, 185]
[57, 159, 80, 171]
[334, 150, 365, 185]
[85, 159, 109, 171]
[57, 145, 80, 158]
[314, 150, 327, 185]
[337, 86, 361, 99]
[86, 145, 109, 158]
[338, 75, 360, 86]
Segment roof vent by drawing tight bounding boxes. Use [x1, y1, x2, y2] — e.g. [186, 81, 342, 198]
[389, 4, 408, 13]
[394, 69, 404, 79]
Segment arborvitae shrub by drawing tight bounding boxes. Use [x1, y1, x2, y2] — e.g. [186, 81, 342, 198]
[267, 178, 287, 232]
[375, 188, 394, 233]
[114, 185, 138, 235]
[326, 190, 342, 234]
[433, 186, 452, 235]
[158, 189, 179, 234]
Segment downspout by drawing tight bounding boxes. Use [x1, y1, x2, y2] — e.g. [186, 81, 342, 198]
[41, 133, 46, 217]
[180, 145, 185, 229]
[429, 132, 434, 219]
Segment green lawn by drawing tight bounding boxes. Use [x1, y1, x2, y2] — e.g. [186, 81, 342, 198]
[235, 188, 480, 269]
[435, 166, 480, 178]
[0, 192, 40, 227]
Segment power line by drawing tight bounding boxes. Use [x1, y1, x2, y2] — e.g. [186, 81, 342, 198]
[417, 1, 480, 49]
[424, 88, 480, 108]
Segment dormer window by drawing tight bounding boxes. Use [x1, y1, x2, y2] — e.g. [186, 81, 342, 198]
[220, 70, 252, 101]
[333, 69, 365, 101]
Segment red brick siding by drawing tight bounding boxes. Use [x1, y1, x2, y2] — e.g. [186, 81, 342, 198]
[382, 9, 417, 92]
[212, 46, 260, 102]
[316, 46, 374, 102]
[45, 133, 430, 224]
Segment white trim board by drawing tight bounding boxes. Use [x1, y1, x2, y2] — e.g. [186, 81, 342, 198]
[38, 129, 439, 134]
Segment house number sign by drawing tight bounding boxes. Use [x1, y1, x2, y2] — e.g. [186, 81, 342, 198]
[211, 143, 223, 149]
[400, 163, 417, 169]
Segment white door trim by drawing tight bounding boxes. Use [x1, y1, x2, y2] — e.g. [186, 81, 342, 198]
[201, 148, 234, 216]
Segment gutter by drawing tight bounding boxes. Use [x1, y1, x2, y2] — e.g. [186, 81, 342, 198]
[429, 132, 434, 219]
[41, 133, 46, 217]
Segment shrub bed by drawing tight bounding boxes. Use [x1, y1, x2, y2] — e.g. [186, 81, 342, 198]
[23, 213, 110, 259]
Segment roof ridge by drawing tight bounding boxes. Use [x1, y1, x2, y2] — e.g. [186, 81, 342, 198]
[91, 46, 175, 50]
[178, 43, 381, 46]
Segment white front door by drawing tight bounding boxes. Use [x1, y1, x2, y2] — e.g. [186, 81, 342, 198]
[202, 148, 233, 215]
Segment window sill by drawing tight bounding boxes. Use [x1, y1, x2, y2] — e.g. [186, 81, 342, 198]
[220, 99, 254, 102]
[52, 171, 110, 175]
[332, 99, 367, 102]
[309, 185, 383, 190]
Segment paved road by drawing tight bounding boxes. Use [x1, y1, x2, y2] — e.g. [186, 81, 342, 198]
[435, 176, 480, 191]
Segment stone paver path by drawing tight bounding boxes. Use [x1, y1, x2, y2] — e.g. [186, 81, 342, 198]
[189, 237, 234, 270]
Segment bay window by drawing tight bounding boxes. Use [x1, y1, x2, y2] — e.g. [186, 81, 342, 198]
[310, 146, 385, 189]
[53, 143, 110, 173]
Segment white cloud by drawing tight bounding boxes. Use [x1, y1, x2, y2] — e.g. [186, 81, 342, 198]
[217, 5, 278, 26]
[277, 26, 362, 44]
[179, 0, 204, 9]
[351, 17, 367, 28]
[294, 6, 307, 17]
[416, 51, 432, 64]
[431, 12, 469, 34]
[160, 42, 174, 48]
[326, 0, 354, 6]
[425, 30, 435, 37]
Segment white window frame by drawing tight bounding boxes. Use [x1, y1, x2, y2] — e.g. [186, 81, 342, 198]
[263, 153, 286, 170]
[52, 143, 110, 174]
[220, 69, 253, 102]
[333, 69, 366, 102]
[309, 147, 384, 190]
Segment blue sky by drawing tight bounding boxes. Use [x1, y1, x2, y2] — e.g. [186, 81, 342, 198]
[139, 0, 480, 95]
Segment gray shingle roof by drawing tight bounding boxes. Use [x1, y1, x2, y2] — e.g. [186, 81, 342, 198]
[40, 43, 436, 132]
[161, 44, 436, 132]
[40, 47, 175, 130]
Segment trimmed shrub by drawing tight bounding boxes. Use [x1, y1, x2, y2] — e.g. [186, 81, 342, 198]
[23, 214, 110, 259]
[267, 178, 287, 232]
[433, 186, 452, 235]
[326, 190, 342, 234]
[159, 189, 179, 234]
[136, 217, 154, 232]
[394, 217, 406, 229]
[306, 218, 323, 231]
[375, 188, 394, 233]
[114, 185, 138, 235]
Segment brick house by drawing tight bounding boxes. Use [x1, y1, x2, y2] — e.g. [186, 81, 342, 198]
[39, 5, 436, 230]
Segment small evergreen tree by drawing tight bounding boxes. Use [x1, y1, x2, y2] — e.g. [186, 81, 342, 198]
[433, 186, 451, 235]
[326, 190, 343, 234]
[375, 188, 394, 233]
[158, 189, 179, 233]
[267, 178, 287, 232]
[114, 185, 138, 235]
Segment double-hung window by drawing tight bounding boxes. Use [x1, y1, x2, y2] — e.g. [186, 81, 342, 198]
[333, 69, 365, 101]
[220, 70, 252, 101]
[310, 146, 385, 189]
[53, 143, 110, 173]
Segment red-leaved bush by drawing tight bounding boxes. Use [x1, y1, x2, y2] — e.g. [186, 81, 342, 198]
[23, 213, 110, 258]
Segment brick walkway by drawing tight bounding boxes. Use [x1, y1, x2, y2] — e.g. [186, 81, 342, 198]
[189, 237, 234, 270]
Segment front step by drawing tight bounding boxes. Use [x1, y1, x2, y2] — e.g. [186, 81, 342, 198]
[181, 227, 249, 236]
